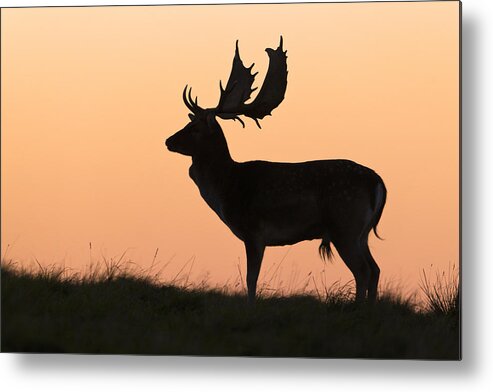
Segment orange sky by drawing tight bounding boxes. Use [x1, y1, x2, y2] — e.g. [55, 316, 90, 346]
[1, 2, 459, 297]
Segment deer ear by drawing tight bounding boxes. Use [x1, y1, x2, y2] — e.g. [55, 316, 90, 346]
[188, 113, 195, 121]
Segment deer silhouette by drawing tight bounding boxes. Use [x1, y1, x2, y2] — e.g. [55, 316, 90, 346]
[166, 37, 387, 304]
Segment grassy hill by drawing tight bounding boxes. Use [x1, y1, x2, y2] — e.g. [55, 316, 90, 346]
[1, 263, 460, 359]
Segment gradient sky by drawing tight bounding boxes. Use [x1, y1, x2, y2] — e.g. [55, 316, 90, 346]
[1, 2, 459, 296]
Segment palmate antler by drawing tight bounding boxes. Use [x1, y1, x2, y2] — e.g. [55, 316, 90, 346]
[183, 36, 288, 128]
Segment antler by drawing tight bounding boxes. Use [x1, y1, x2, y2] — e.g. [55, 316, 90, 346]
[181, 37, 287, 128]
[216, 40, 257, 115]
[215, 36, 288, 128]
[182, 85, 203, 114]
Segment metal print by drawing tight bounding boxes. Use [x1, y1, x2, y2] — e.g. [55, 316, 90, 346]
[1, 1, 461, 359]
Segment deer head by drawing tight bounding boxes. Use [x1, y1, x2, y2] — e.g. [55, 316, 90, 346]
[165, 37, 288, 158]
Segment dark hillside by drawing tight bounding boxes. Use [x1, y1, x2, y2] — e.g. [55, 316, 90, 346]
[1, 265, 459, 359]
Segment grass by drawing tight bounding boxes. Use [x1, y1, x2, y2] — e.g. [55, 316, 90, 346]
[1, 259, 460, 359]
[420, 263, 460, 317]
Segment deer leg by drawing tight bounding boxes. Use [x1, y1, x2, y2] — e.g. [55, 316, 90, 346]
[245, 240, 265, 305]
[361, 243, 380, 302]
[334, 240, 370, 302]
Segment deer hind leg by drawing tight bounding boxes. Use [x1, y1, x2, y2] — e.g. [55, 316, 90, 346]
[244, 240, 265, 305]
[361, 242, 380, 302]
[333, 238, 371, 302]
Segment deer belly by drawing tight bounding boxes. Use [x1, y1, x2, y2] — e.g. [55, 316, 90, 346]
[259, 202, 323, 246]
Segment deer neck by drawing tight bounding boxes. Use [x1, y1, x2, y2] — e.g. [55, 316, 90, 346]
[190, 140, 234, 191]
[189, 144, 235, 223]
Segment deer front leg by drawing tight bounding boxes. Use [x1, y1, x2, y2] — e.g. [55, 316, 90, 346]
[245, 240, 265, 305]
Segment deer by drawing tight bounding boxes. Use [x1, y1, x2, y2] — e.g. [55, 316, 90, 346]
[165, 37, 387, 304]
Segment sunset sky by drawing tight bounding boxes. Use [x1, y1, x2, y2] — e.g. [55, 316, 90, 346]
[1, 2, 459, 296]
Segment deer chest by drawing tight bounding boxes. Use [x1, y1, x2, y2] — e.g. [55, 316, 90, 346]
[189, 165, 229, 223]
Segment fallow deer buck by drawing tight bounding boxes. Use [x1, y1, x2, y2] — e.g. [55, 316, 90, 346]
[166, 37, 387, 304]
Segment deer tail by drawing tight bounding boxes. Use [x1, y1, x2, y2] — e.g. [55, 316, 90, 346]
[319, 237, 334, 262]
[371, 179, 387, 240]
